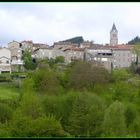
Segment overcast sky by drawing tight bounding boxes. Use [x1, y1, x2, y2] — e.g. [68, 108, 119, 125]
[0, 2, 140, 46]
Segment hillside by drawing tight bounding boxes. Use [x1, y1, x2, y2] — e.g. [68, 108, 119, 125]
[127, 36, 140, 45]
[61, 36, 84, 44]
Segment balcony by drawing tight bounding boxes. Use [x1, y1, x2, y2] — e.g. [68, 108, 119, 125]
[11, 60, 24, 65]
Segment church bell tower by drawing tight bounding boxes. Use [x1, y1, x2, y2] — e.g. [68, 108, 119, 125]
[110, 23, 118, 46]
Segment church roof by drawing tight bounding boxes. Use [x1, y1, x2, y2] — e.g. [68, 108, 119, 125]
[111, 23, 118, 32]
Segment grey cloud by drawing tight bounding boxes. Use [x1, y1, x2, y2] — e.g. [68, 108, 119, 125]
[0, 2, 140, 46]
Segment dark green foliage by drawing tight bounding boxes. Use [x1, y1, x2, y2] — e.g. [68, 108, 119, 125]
[18, 92, 44, 119]
[55, 56, 65, 63]
[42, 91, 78, 131]
[0, 74, 12, 82]
[135, 66, 140, 75]
[1, 60, 140, 137]
[22, 50, 37, 70]
[10, 113, 66, 137]
[48, 58, 56, 68]
[125, 103, 137, 128]
[0, 102, 13, 123]
[127, 36, 140, 45]
[61, 36, 84, 45]
[112, 69, 130, 81]
[68, 61, 111, 90]
[0, 123, 11, 137]
[128, 116, 140, 137]
[37, 56, 64, 68]
[129, 62, 137, 74]
[66, 92, 105, 137]
[32, 68, 63, 95]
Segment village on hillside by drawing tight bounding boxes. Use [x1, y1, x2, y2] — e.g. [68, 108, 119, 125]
[0, 23, 138, 74]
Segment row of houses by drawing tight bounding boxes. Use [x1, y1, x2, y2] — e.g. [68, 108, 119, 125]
[0, 23, 138, 73]
[85, 44, 136, 71]
[0, 39, 137, 74]
[0, 40, 49, 73]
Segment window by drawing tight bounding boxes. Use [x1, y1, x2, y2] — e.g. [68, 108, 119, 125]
[113, 34, 116, 37]
[6, 61, 9, 64]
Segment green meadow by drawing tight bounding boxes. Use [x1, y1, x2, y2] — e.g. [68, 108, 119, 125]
[0, 83, 20, 101]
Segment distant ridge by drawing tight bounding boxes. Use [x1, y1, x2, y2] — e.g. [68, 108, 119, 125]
[61, 36, 84, 44]
[127, 36, 140, 45]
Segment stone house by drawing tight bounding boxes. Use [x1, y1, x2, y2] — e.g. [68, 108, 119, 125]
[8, 40, 24, 72]
[85, 46, 113, 71]
[63, 47, 85, 63]
[33, 43, 49, 52]
[110, 45, 136, 69]
[53, 41, 79, 50]
[85, 44, 136, 71]
[33, 47, 54, 60]
[80, 41, 92, 48]
[21, 40, 34, 52]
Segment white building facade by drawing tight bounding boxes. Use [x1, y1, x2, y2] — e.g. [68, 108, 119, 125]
[0, 48, 11, 73]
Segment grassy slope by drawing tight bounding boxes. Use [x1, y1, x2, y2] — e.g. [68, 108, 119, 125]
[0, 83, 20, 101]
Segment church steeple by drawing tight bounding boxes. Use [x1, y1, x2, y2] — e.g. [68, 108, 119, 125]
[110, 23, 118, 46]
[111, 23, 118, 32]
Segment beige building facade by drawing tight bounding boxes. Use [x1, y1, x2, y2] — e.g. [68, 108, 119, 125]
[0, 48, 11, 73]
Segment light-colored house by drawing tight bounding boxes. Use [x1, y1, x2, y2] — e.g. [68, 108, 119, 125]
[64, 47, 85, 63]
[34, 47, 54, 59]
[8, 40, 24, 72]
[110, 45, 136, 69]
[80, 41, 92, 48]
[0, 47, 11, 73]
[85, 44, 136, 71]
[21, 40, 33, 52]
[53, 41, 79, 50]
[85, 46, 113, 71]
[33, 43, 49, 52]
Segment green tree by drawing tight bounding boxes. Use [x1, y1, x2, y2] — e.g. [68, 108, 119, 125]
[10, 112, 66, 137]
[87, 94, 105, 137]
[0, 122, 11, 137]
[112, 69, 130, 82]
[18, 92, 44, 119]
[66, 92, 105, 137]
[55, 56, 65, 63]
[125, 103, 137, 128]
[33, 68, 63, 95]
[8, 90, 66, 137]
[42, 90, 78, 131]
[128, 116, 140, 137]
[0, 102, 13, 123]
[132, 44, 140, 66]
[66, 93, 91, 136]
[68, 61, 111, 90]
[22, 50, 37, 70]
[127, 36, 140, 45]
[102, 101, 127, 137]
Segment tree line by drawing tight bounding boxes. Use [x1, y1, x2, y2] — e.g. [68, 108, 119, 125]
[1, 58, 140, 137]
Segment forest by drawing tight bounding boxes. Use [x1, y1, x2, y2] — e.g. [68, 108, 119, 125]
[0, 58, 140, 138]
